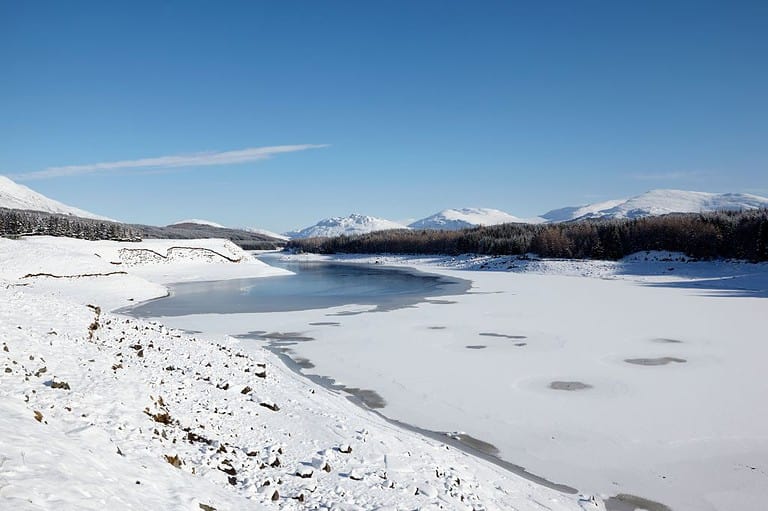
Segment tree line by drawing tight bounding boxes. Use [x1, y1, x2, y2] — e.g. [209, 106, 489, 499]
[0, 208, 286, 250]
[287, 209, 768, 262]
[0, 207, 139, 241]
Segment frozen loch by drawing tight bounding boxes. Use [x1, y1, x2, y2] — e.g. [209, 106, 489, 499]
[126, 252, 768, 511]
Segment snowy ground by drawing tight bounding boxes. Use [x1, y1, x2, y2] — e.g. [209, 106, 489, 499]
[0, 237, 600, 511]
[151, 251, 768, 511]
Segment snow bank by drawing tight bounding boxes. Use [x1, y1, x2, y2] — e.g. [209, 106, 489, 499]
[0, 237, 599, 510]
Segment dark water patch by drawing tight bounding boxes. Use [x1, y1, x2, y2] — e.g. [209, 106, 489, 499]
[122, 258, 471, 317]
[605, 493, 673, 511]
[232, 331, 314, 343]
[446, 432, 500, 456]
[293, 357, 315, 369]
[550, 381, 592, 391]
[424, 299, 457, 305]
[653, 337, 684, 344]
[231, 330, 267, 339]
[514, 342, 528, 347]
[327, 310, 367, 317]
[625, 357, 686, 366]
[260, 332, 315, 342]
[257, 340, 579, 496]
[342, 387, 387, 409]
[309, 321, 340, 326]
[465, 345, 487, 350]
[479, 332, 528, 340]
[261, 343, 386, 409]
[427, 326, 446, 330]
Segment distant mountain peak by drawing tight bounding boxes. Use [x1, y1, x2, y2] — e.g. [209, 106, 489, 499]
[0, 175, 111, 220]
[541, 189, 768, 222]
[286, 213, 407, 238]
[169, 219, 225, 228]
[409, 207, 525, 230]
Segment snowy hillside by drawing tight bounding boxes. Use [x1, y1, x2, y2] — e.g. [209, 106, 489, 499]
[409, 207, 526, 230]
[246, 227, 291, 241]
[286, 214, 407, 238]
[0, 175, 110, 220]
[170, 219, 225, 228]
[540, 199, 627, 223]
[542, 189, 768, 222]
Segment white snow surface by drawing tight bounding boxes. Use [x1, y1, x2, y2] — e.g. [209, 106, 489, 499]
[542, 189, 768, 222]
[0, 175, 112, 220]
[409, 208, 529, 230]
[0, 236, 600, 511]
[162, 251, 768, 511]
[246, 228, 291, 241]
[170, 219, 226, 228]
[286, 214, 408, 238]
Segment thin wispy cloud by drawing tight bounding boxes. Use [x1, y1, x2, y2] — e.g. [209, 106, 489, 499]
[630, 171, 707, 181]
[12, 144, 329, 180]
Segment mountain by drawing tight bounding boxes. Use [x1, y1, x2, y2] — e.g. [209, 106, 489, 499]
[0, 175, 110, 220]
[246, 228, 290, 241]
[286, 214, 407, 238]
[170, 221, 291, 241]
[409, 208, 527, 230]
[541, 189, 768, 222]
[169, 219, 225, 228]
[540, 199, 628, 223]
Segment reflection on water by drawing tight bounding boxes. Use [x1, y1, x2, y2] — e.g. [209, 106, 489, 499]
[124, 256, 471, 317]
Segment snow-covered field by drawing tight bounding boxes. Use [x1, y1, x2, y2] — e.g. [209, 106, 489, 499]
[151, 252, 768, 511]
[0, 236, 600, 511]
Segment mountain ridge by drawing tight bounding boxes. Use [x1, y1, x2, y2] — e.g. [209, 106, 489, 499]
[285, 213, 407, 238]
[542, 189, 768, 222]
[0, 175, 111, 220]
[409, 207, 530, 230]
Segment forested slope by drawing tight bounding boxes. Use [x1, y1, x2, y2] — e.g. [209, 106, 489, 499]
[288, 209, 768, 262]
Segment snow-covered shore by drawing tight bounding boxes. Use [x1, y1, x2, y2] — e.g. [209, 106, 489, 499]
[157, 251, 768, 511]
[0, 237, 600, 510]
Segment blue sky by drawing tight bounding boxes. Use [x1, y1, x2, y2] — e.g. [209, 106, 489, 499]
[1, 1, 766, 232]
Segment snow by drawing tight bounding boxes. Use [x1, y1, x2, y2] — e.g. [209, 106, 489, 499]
[409, 207, 533, 230]
[0, 174, 112, 221]
[0, 236, 599, 511]
[541, 189, 768, 222]
[285, 214, 408, 238]
[170, 219, 226, 228]
[245, 228, 291, 241]
[160, 251, 768, 511]
[540, 199, 628, 223]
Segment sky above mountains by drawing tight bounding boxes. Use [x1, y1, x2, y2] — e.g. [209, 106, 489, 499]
[1, 1, 767, 231]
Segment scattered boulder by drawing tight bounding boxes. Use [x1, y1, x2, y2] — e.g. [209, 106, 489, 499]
[50, 380, 71, 390]
[164, 454, 182, 468]
[259, 401, 279, 412]
[148, 411, 173, 425]
[295, 467, 313, 479]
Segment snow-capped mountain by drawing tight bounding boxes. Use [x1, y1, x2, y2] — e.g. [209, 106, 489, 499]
[286, 214, 407, 238]
[540, 199, 628, 223]
[542, 190, 768, 222]
[0, 175, 111, 220]
[245, 227, 290, 241]
[409, 208, 526, 230]
[169, 219, 226, 228]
